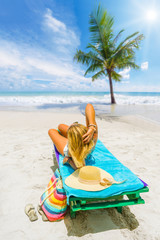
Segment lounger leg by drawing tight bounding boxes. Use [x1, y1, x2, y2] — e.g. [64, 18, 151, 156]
[70, 208, 76, 219]
[116, 206, 122, 213]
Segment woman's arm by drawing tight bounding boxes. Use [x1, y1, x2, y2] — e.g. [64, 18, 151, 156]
[83, 103, 98, 144]
[58, 124, 69, 138]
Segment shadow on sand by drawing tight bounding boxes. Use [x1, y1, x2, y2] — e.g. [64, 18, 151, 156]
[63, 206, 139, 237]
[97, 114, 121, 122]
[50, 151, 59, 173]
[36, 102, 111, 114]
[50, 153, 139, 237]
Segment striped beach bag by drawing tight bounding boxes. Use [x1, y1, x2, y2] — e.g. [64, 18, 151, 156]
[40, 169, 67, 221]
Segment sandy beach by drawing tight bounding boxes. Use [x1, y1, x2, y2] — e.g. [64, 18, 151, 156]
[0, 108, 160, 240]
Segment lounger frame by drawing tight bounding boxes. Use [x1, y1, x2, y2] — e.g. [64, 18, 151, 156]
[53, 145, 149, 219]
[69, 186, 149, 218]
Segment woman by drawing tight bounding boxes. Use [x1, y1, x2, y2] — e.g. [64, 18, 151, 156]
[48, 103, 98, 170]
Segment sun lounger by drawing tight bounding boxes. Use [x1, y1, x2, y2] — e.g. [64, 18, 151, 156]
[54, 140, 149, 218]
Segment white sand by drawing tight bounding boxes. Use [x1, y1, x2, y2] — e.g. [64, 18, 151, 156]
[0, 109, 160, 240]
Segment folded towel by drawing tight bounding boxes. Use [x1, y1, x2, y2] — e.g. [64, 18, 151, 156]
[57, 140, 145, 204]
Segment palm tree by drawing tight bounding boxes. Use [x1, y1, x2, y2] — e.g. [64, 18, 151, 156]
[73, 5, 144, 104]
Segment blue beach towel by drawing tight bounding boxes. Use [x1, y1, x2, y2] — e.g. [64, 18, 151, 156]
[56, 140, 146, 205]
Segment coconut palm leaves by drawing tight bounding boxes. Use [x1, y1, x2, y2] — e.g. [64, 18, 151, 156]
[74, 4, 144, 104]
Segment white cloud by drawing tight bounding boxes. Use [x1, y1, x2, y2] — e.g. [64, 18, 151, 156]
[43, 9, 80, 49]
[44, 9, 66, 33]
[0, 8, 84, 91]
[141, 61, 148, 70]
[121, 81, 130, 84]
[119, 67, 131, 79]
[126, 85, 160, 92]
[92, 78, 107, 89]
[0, 45, 25, 70]
[114, 81, 160, 92]
[0, 8, 110, 92]
[0, 38, 98, 91]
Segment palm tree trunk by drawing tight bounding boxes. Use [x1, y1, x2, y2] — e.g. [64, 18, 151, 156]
[108, 71, 116, 104]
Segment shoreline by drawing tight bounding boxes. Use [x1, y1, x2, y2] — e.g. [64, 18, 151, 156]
[1, 103, 160, 126]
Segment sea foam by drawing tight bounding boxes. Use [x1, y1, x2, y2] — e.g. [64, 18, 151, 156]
[0, 93, 160, 106]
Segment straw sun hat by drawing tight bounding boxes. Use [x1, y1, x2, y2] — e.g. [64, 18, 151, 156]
[65, 166, 126, 191]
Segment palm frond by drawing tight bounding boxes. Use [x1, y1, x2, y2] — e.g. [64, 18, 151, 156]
[117, 61, 140, 70]
[112, 34, 144, 63]
[86, 43, 105, 60]
[115, 31, 140, 52]
[89, 4, 114, 57]
[89, 4, 107, 41]
[111, 71, 122, 82]
[84, 63, 103, 76]
[73, 50, 103, 66]
[91, 70, 105, 82]
[113, 29, 125, 44]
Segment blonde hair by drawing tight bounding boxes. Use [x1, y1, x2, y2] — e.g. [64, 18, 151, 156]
[67, 124, 94, 168]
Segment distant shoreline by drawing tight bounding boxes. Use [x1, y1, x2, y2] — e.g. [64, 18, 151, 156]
[0, 91, 160, 96]
[0, 103, 160, 125]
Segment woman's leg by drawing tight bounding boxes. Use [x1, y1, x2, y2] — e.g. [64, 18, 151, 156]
[48, 129, 68, 155]
[58, 124, 69, 138]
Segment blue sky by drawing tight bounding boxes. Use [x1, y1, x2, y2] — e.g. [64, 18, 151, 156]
[0, 0, 159, 92]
